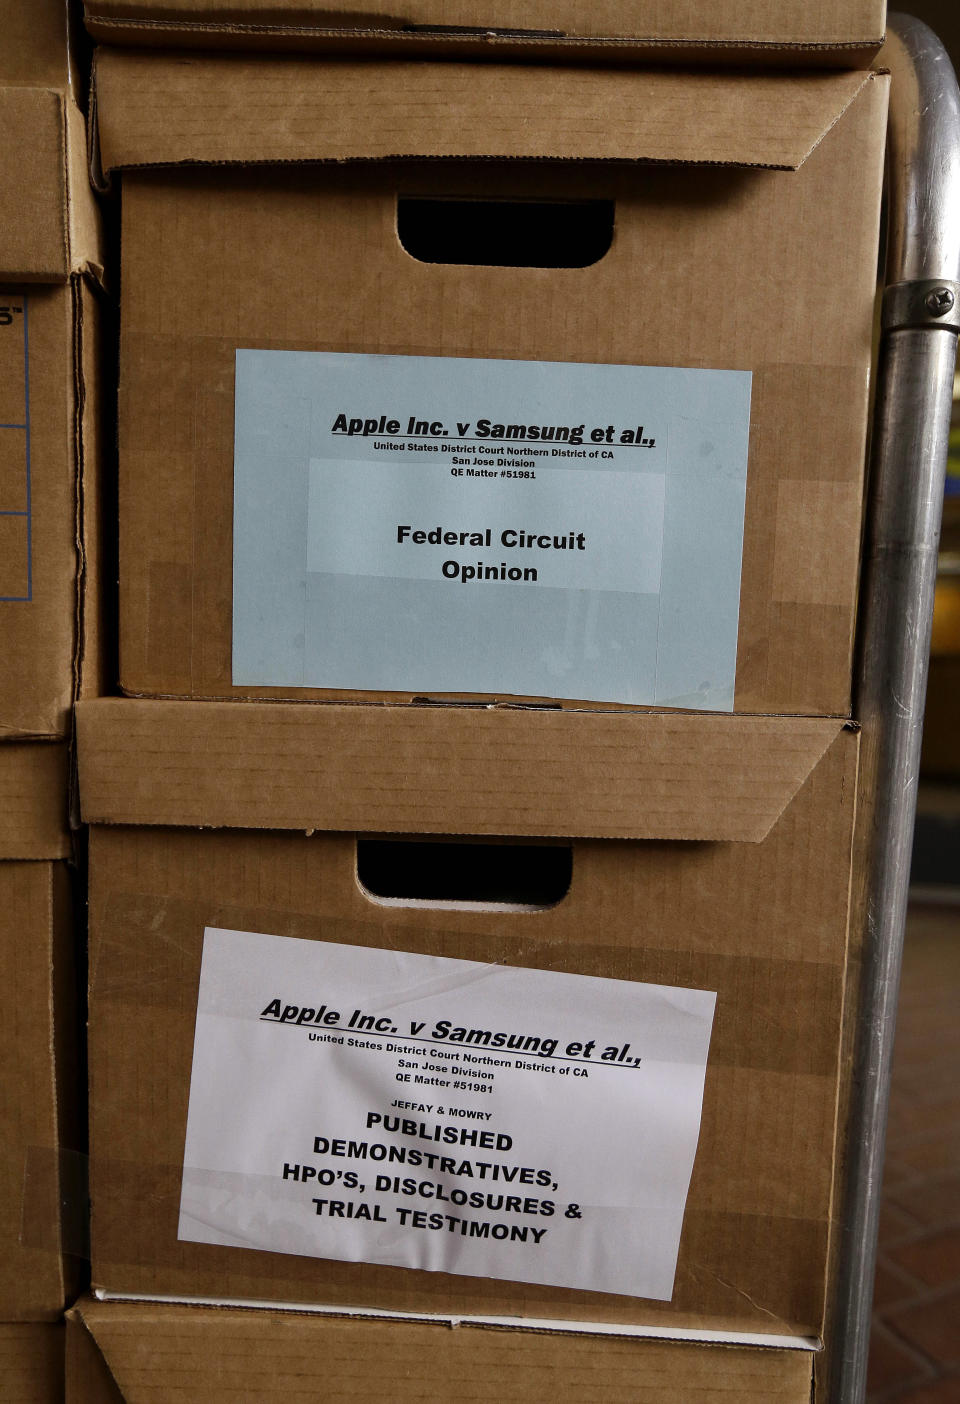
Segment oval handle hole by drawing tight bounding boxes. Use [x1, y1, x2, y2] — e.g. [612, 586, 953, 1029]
[397, 197, 615, 268]
[357, 837, 572, 910]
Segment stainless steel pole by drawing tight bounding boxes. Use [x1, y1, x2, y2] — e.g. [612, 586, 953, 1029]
[829, 14, 960, 1401]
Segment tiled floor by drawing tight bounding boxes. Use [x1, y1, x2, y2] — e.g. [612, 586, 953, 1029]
[867, 899, 960, 1402]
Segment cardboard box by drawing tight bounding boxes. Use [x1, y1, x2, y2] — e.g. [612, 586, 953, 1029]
[80, 696, 859, 1341]
[95, 52, 887, 716]
[0, 744, 83, 1322]
[0, 60, 106, 739]
[0, 1323, 64, 1403]
[65, 1297, 814, 1402]
[81, 0, 886, 67]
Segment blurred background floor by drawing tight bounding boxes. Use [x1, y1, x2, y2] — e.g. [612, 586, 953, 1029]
[866, 887, 960, 1401]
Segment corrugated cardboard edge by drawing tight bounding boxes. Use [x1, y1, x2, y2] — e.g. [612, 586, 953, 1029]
[58, 122, 108, 751]
[64, 96, 107, 287]
[82, 14, 885, 66]
[0, 745, 71, 860]
[88, 1290, 821, 1349]
[90, 50, 879, 181]
[76, 698, 847, 841]
[73, 274, 110, 713]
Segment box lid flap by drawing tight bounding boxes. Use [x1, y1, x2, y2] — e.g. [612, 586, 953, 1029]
[76, 698, 846, 841]
[0, 87, 69, 279]
[93, 49, 877, 176]
[68, 1297, 812, 1400]
[0, 85, 105, 282]
[0, 744, 71, 860]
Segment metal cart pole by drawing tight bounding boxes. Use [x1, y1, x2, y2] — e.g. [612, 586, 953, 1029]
[829, 14, 960, 1402]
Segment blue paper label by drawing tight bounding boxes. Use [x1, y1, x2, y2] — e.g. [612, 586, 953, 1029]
[233, 350, 751, 707]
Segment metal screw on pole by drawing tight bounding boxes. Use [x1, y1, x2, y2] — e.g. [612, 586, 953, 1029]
[925, 285, 956, 315]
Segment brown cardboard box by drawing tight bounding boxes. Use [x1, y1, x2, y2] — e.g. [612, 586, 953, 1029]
[0, 1323, 64, 1403]
[96, 52, 887, 716]
[65, 1296, 814, 1402]
[0, 65, 106, 739]
[80, 696, 859, 1341]
[0, 745, 82, 1322]
[81, 0, 885, 67]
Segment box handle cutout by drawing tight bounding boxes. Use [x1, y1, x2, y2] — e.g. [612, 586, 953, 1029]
[397, 197, 615, 268]
[357, 837, 572, 911]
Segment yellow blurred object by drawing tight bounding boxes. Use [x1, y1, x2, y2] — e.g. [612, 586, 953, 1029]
[930, 571, 960, 655]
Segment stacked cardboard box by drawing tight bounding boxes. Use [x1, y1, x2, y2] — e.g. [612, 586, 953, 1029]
[0, 6, 105, 742]
[0, 2, 105, 1392]
[74, 0, 887, 1394]
[92, 53, 886, 717]
[79, 704, 856, 1343]
[0, 743, 79, 1396]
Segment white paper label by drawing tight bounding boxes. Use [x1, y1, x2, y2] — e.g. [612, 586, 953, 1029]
[179, 929, 716, 1302]
[307, 459, 666, 595]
